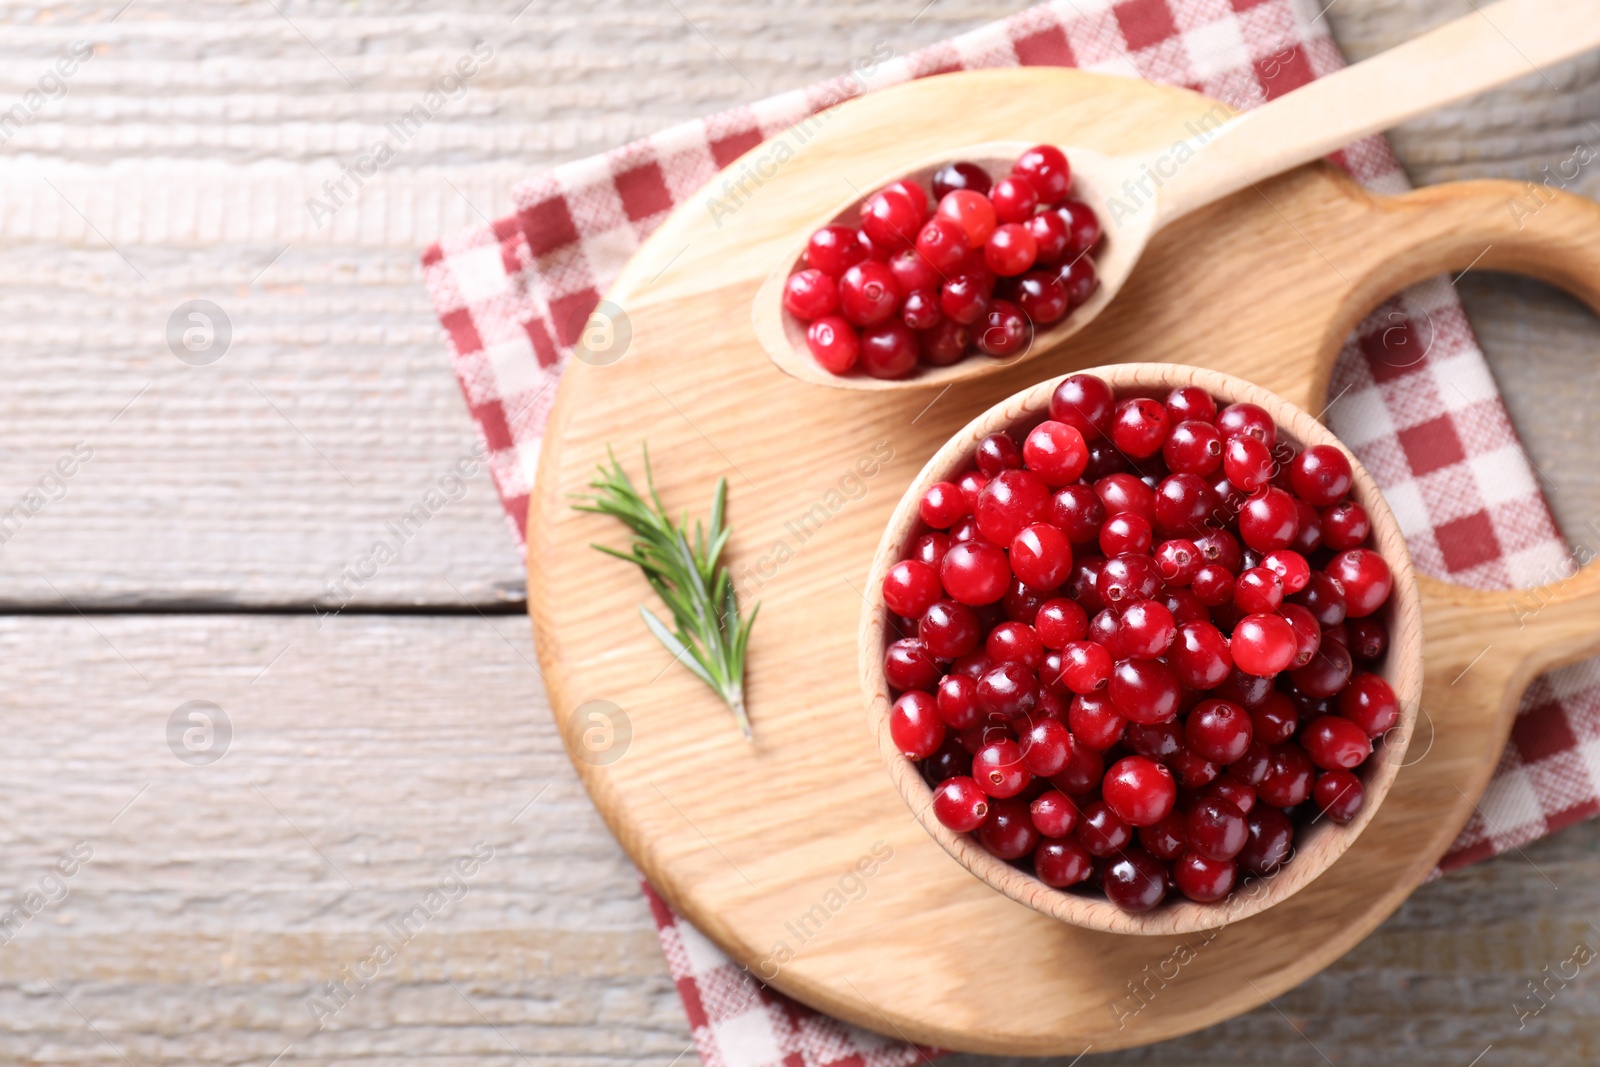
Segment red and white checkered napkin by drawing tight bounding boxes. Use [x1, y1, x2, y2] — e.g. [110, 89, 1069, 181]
[423, 0, 1600, 1059]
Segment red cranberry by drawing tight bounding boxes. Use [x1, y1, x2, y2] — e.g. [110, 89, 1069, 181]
[1231, 740, 1273, 786]
[1023, 421, 1088, 486]
[1171, 620, 1233, 689]
[1164, 420, 1224, 475]
[1233, 566, 1285, 614]
[860, 188, 924, 248]
[1126, 720, 1182, 762]
[1155, 538, 1201, 585]
[1223, 434, 1275, 493]
[1140, 812, 1188, 860]
[910, 532, 949, 570]
[1034, 598, 1088, 648]
[919, 482, 968, 529]
[1058, 640, 1113, 694]
[1165, 386, 1217, 424]
[1030, 790, 1079, 837]
[1035, 838, 1093, 886]
[1251, 691, 1298, 745]
[975, 431, 1022, 475]
[1191, 564, 1235, 608]
[1302, 716, 1370, 776]
[1050, 484, 1105, 543]
[1238, 806, 1294, 874]
[1076, 800, 1132, 856]
[1103, 756, 1177, 826]
[984, 224, 1038, 276]
[1313, 769, 1364, 823]
[1049, 374, 1114, 440]
[1059, 255, 1098, 306]
[1009, 522, 1073, 590]
[1118, 600, 1175, 659]
[1292, 571, 1347, 628]
[972, 738, 1029, 798]
[1109, 658, 1180, 724]
[933, 775, 989, 831]
[1262, 549, 1311, 594]
[1322, 501, 1370, 551]
[1185, 698, 1253, 764]
[940, 540, 1011, 605]
[990, 175, 1040, 224]
[1289, 638, 1352, 698]
[1238, 487, 1299, 552]
[1340, 672, 1399, 736]
[1097, 553, 1162, 608]
[935, 673, 981, 729]
[1173, 853, 1236, 902]
[806, 223, 868, 276]
[890, 691, 945, 758]
[915, 215, 970, 272]
[976, 662, 1038, 720]
[976, 468, 1050, 544]
[939, 274, 991, 326]
[805, 315, 859, 373]
[783, 267, 839, 320]
[1013, 145, 1070, 203]
[1096, 473, 1156, 523]
[1153, 474, 1218, 538]
[1109, 398, 1169, 459]
[883, 560, 941, 618]
[1024, 214, 1070, 267]
[888, 247, 939, 296]
[919, 319, 971, 366]
[884, 638, 939, 691]
[1290, 445, 1353, 507]
[858, 322, 920, 379]
[977, 299, 1033, 357]
[986, 620, 1044, 667]
[1216, 402, 1276, 447]
[1088, 608, 1124, 659]
[1328, 549, 1393, 618]
[837, 261, 901, 326]
[1217, 666, 1274, 709]
[1204, 774, 1257, 815]
[1069, 691, 1126, 750]
[1102, 848, 1167, 912]
[931, 161, 991, 200]
[1050, 741, 1104, 795]
[1185, 796, 1248, 860]
[923, 736, 971, 783]
[1231, 613, 1297, 677]
[936, 189, 997, 247]
[919, 599, 980, 659]
[1258, 743, 1315, 808]
[1022, 718, 1074, 776]
[1055, 199, 1100, 257]
[978, 797, 1039, 859]
[1099, 512, 1152, 557]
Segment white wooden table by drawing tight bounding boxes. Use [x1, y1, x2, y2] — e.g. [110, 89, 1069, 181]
[1, 1, 1598, 1063]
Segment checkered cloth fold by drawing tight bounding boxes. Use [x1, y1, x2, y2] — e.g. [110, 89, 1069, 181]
[422, 0, 1600, 1060]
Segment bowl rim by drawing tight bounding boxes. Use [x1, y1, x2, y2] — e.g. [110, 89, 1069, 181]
[859, 363, 1424, 936]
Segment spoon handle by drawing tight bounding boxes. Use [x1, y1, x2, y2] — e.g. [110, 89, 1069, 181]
[1151, 0, 1600, 228]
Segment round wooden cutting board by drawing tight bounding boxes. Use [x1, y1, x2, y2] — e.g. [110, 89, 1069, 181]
[528, 68, 1600, 1054]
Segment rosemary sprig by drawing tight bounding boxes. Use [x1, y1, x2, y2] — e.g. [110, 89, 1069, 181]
[573, 445, 759, 739]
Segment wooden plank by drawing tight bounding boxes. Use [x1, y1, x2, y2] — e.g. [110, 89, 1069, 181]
[0, 611, 1597, 1064]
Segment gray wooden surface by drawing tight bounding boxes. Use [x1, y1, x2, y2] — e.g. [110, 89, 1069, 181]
[0, 0, 1597, 1063]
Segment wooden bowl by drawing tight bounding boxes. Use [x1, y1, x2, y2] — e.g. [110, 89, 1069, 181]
[860, 363, 1423, 936]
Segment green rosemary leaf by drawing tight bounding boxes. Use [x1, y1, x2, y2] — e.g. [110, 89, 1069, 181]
[574, 446, 757, 740]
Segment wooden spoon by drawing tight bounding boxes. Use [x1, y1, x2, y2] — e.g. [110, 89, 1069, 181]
[755, 0, 1600, 389]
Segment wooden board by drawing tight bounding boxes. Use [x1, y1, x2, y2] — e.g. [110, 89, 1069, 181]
[528, 67, 1600, 1055]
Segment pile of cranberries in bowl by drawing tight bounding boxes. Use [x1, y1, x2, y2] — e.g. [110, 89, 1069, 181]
[880, 373, 1402, 914]
[784, 145, 1103, 379]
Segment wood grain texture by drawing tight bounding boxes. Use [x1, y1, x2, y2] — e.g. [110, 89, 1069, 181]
[529, 67, 1600, 1053]
[0, 0, 1598, 1063]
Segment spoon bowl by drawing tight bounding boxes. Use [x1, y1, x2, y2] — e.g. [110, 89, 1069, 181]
[751, 143, 1155, 390]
